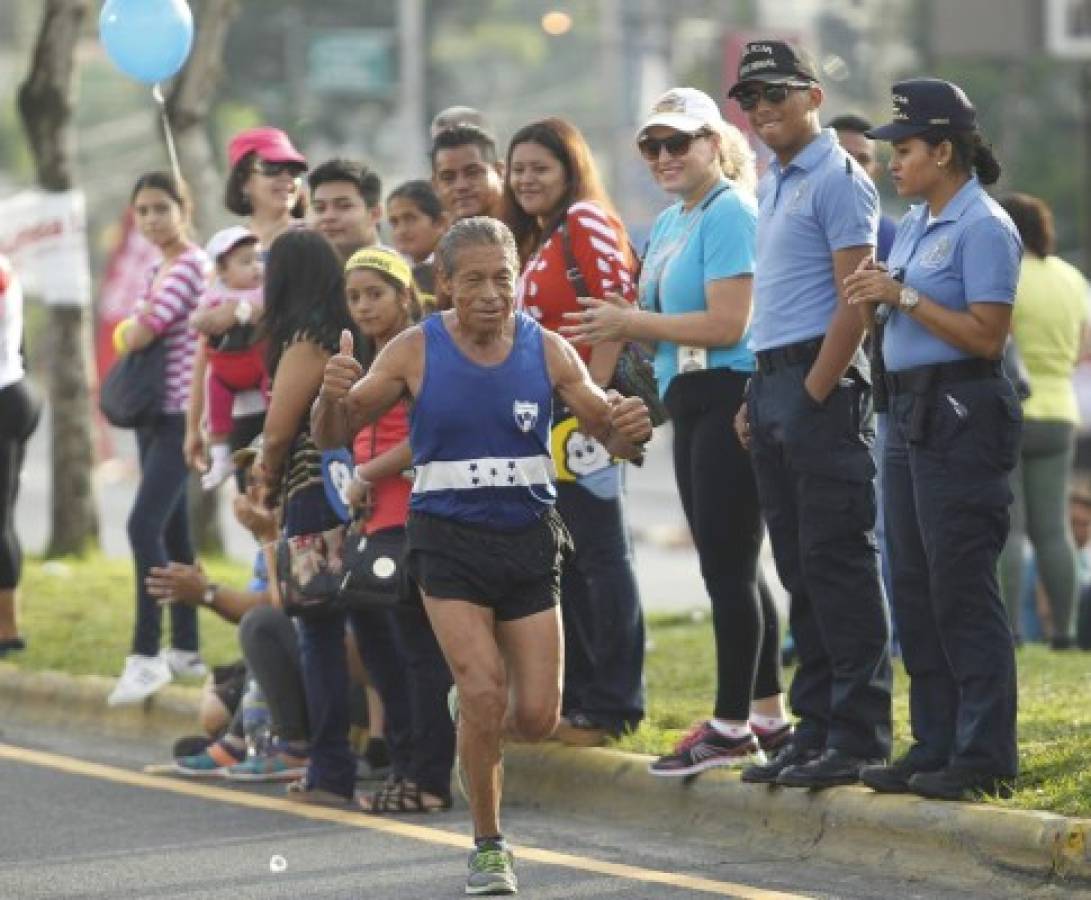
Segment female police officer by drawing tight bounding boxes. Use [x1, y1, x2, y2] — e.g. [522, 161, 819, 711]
[844, 79, 1022, 801]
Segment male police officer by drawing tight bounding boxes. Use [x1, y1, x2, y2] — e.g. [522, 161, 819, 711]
[730, 41, 893, 787]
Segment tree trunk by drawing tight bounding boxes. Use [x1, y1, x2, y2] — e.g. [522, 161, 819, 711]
[167, 0, 242, 555]
[166, 0, 241, 236]
[17, 0, 99, 557]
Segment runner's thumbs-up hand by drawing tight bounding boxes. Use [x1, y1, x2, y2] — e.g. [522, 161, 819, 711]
[321, 328, 364, 403]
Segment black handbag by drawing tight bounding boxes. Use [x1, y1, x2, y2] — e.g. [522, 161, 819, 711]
[338, 521, 409, 610]
[558, 220, 668, 427]
[99, 340, 167, 428]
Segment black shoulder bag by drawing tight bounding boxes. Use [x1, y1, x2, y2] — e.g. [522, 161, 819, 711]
[558, 220, 669, 427]
[336, 426, 413, 610]
[99, 340, 167, 428]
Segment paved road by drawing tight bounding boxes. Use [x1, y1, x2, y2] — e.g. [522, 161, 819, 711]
[15, 412, 786, 615]
[0, 718, 1020, 900]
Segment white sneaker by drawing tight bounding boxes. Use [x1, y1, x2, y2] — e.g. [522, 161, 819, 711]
[107, 654, 172, 706]
[161, 648, 208, 680]
[201, 456, 234, 491]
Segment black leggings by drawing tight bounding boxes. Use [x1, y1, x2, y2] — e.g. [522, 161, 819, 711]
[665, 368, 782, 721]
[0, 379, 41, 588]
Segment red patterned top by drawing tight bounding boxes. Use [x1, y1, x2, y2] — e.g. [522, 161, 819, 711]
[516, 201, 635, 362]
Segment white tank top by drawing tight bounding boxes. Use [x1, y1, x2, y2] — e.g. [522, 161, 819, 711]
[0, 256, 24, 391]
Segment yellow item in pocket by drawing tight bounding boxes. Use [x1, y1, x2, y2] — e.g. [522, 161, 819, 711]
[112, 318, 134, 355]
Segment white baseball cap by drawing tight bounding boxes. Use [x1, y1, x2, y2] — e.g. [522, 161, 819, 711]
[205, 226, 258, 264]
[639, 87, 725, 137]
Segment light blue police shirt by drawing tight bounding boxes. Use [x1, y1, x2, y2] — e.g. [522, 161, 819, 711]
[640, 180, 758, 394]
[750, 129, 879, 352]
[883, 177, 1022, 372]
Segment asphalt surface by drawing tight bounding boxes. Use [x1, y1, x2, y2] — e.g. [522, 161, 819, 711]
[0, 718, 1067, 900]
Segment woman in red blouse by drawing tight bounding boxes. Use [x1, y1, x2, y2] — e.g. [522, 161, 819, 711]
[501, 118, 645, 745]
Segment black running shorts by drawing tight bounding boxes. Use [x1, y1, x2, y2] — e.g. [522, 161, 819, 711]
[405, 508, 572, 622]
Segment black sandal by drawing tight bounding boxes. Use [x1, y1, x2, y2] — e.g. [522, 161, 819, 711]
[358, 775, 402, 813]
[361, 778, 451, 814]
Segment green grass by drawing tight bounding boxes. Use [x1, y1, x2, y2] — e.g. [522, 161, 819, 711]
[613, 610, 1091, 818]
[10, 557, 1091, 816]
[14, 553, 250, 678]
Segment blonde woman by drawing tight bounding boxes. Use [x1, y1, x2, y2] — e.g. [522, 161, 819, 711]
[563, 87, 788, 776]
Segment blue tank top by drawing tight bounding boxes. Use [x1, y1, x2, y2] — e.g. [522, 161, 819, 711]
[410, 311, 556, 528]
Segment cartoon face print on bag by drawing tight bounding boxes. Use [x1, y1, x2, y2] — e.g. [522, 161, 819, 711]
[563, 428, 610, 477]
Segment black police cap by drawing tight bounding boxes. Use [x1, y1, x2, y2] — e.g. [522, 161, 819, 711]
[727, 40, 819, 98]
[867, 78, 977, 141]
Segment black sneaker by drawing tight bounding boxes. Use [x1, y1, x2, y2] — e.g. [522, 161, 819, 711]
[776, 748, 883, 788]
[752, 722, 793, 755]
[907, 768, 1014, 801]
[860, 755, 943, 794]
[649, 721, 765, 777]
[740, 741, 821, 784]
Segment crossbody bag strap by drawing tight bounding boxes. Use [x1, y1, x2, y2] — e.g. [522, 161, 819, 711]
[557, 218, 591, 298]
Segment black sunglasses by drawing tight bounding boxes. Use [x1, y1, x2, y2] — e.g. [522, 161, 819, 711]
[733, 82, 811, 111]
[253, 159, 304, 178]
[637, 130, 711, 162]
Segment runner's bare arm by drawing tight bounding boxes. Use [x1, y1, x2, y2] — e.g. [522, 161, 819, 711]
[545, 329, 651, 460]
[311, 327, 423, 450]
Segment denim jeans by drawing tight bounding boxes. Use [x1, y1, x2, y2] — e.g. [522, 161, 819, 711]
[129, 414, 196, 656]
[298, 605, 454, 799]
[557, 477, 645, 732]
[289, 486, 454, 798]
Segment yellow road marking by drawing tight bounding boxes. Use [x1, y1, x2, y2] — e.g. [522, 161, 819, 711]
[0, 742, 808, 899]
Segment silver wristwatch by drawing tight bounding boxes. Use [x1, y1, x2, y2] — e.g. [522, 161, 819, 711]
[202, 582, 218, 606]
[899, 286, 920, 312]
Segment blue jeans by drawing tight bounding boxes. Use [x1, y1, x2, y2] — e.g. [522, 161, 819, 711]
[557, 476, 645, 732]
[129, 414, 196, 656]
[298, 604, 454, 799]
[290, 486, 454, 798]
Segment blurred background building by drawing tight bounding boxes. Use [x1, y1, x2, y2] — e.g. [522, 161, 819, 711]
[1, 0, 1090, 285]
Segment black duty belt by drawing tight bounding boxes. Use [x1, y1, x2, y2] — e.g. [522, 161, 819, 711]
[755, 337, 824, 375]
[884, 358, 1001, 396]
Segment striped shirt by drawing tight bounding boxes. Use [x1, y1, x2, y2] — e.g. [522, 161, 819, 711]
[135, 245, 207, 413]
[516, 201, 635, 364]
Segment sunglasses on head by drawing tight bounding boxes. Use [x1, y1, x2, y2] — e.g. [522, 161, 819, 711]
[733, 82, 811, 111]
[637, 129, 711, 162]
[254, 159, 303, 178]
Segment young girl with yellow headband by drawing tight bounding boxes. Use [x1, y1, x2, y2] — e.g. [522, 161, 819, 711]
[340, 247, 455, 815]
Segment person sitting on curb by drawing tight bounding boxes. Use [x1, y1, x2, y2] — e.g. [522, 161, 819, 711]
[146, 452, 310, 781]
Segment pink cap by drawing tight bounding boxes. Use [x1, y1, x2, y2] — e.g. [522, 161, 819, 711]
[227, 126, 307, 169]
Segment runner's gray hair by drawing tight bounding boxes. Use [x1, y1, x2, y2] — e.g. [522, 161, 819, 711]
[436, 216, 519, 277]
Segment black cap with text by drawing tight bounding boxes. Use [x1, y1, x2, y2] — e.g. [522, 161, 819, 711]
[867, 78, 976, 141]
[727, 40, 819, 97]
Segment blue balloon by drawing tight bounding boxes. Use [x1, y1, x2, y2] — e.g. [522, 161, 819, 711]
[99, 0, 194, 85]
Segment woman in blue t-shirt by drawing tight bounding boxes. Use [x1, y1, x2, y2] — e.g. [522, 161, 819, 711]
[564, 87, 789, 777]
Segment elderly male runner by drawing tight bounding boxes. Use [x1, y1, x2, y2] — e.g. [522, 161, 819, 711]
[312, 216, 652, 896]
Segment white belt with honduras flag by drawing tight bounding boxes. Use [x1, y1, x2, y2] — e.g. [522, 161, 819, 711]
[412, 455, 555, 493]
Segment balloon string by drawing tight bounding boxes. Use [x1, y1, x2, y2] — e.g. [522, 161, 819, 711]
[152, 84, 182, 184]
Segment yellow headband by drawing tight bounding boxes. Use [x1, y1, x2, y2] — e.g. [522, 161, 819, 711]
[344, 247, 413, 290]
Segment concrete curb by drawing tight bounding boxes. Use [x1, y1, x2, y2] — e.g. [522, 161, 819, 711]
[501, 743, 1091, 890]
[3, 663, 1088, 891]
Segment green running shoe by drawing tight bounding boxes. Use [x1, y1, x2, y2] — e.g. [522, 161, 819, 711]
[465, 841, 517, 895]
